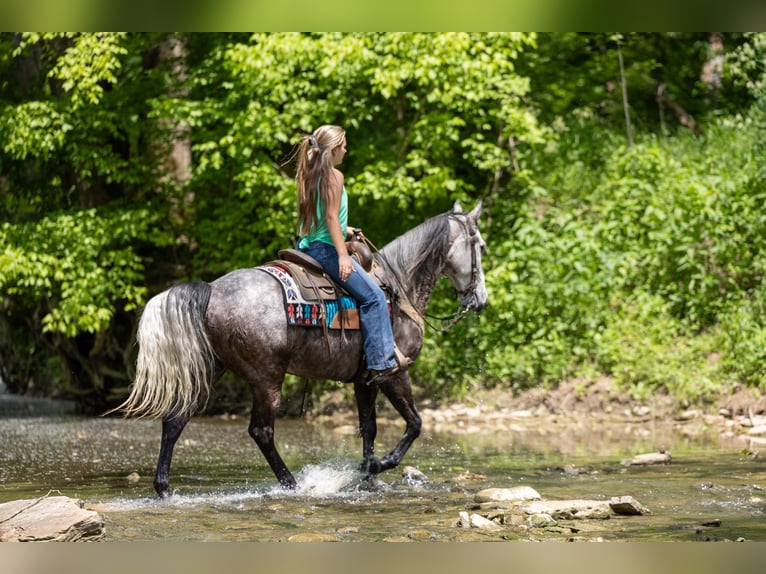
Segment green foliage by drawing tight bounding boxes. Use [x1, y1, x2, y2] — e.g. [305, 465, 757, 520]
[715, 286, 766, 387]
[418, 98, 766, 402]
[181, 32, 542, 270]
[591, 117, 766, 327]
[2, 32, 766, 411]
[594, 291, 719, 402]
[1, 206, 166, 337]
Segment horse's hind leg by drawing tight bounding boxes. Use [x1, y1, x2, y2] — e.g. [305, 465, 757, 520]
[374, 372, 422, 473]
[154, 413, 192, 498]
[247, 383, 296, 489]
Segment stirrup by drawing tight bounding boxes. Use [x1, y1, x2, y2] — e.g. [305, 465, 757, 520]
[394, 345, 411, 369]
[365, 346, 411, 385]
[365, 364, 400, 386]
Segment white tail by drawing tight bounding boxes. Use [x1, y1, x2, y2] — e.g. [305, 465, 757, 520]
[115, 281, 216, 420]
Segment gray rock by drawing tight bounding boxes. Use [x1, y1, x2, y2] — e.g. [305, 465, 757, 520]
[474, 486, 541, 503]
[458, 510, 504, 531]
[458, 511, 471, 528]
[520, 499, 612, 520]
[609, 495, 652, 515]
[526, 513, 557, 527]
[622, 451, 672, 466]
[287, 532, 340, 542]
[468, 513, 503, 531]
[0, 496, 104, 542]
[402, 466, 428, 483]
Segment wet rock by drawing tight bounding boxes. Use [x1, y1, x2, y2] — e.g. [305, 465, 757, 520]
[609, 495, 652, 516]
[631, 405, 651, 417]
[526, 513, 557, 528]
[520, 500, 612, 520]
[126, 472, 141, 483]
[622, 451, 672, 466]
[474, 486, 541, 504]
[287, 532, 340, 542]
[402, 466, 428, 483]
[0, 496, 104, 542]
[383, 536, 413, 542]
[458, 511, 503, 531]
[677, 409, 702, 421]
[455, 471, 488, 482]
[458, 511, 471, 528]
[742, 413, 766, 428]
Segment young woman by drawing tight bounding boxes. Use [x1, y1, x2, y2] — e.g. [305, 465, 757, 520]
[295, 125, 402, 380]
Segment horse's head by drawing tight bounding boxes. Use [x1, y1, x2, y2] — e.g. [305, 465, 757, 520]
[444, 201, 488, 312]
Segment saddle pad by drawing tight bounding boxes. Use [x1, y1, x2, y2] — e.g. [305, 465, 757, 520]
[274, 258, 342, 301]
[259, 263, 360, 330]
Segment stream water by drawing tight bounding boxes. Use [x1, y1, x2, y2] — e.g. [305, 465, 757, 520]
[1, 410, 765, 542]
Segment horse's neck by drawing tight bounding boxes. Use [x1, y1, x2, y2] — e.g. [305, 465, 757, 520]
[378, 233, 446, 316]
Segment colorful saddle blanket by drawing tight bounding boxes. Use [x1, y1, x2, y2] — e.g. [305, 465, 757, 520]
[259, 262, 361, 330]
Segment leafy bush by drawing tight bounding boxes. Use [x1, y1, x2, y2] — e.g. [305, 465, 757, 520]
[593, 291, 719, 402]
[418, 108, 766, 403]
[715, 287, 766, 388]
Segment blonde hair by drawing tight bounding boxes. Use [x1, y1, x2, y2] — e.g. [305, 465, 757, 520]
[295, 125, 346, 236]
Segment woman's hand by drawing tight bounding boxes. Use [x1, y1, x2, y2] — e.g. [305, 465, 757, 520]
[347, 226, 364, 240]
[338, 254, 354, 281]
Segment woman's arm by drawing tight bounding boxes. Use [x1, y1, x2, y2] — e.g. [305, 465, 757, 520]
[325, 170, 354, 281]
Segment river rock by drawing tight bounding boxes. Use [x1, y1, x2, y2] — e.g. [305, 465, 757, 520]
[402, 466, 428, 483]
[526, 513, 557, 527]
[458, 511, 503, 531]
[287, 532, 340, 542]
[622, 451, 672, 466]
[0, 496, 104, 542]
[474, 486, 541, 504]
[609, 495, 652, 515]
[520, 499, 612, 520]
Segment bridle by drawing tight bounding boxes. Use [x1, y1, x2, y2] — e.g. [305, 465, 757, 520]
[423, 214, 482, 332]
[448, 214, 481, 303]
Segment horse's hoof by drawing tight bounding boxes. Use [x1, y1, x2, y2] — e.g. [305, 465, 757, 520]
[360, 456, 382, 475]
[279, 475, 298, 489]
[154, 481, 171, 499]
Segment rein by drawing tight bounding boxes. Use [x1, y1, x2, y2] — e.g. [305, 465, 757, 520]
[424, 307, 471, 332]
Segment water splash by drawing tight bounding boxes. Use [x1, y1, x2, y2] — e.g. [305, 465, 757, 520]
[97, 459, 386, 512]
[271, 459, 390, 500]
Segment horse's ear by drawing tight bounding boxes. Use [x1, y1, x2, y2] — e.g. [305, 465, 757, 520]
[452, 200, 463, 213]
[468, 200, 483, 222]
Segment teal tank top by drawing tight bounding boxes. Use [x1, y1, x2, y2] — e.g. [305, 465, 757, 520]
[298, 183, 348, 249]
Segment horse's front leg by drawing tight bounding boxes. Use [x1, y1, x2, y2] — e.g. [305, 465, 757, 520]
[375, 371, 422, 472]
[353, 380, 381, 474]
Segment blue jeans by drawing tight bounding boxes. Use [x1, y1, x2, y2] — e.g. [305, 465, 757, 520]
[300, 241, 397, 371]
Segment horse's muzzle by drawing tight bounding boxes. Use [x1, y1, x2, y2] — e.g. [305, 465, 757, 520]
[461, 292, 487, 312]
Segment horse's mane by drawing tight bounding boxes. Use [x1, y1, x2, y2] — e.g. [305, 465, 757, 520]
[377, 212, 453, 281]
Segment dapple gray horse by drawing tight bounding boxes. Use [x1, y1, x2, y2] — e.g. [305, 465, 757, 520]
[115, 201, 487, 497]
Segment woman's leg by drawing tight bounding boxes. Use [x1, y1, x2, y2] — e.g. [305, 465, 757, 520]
[302, 242, 397, 371]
